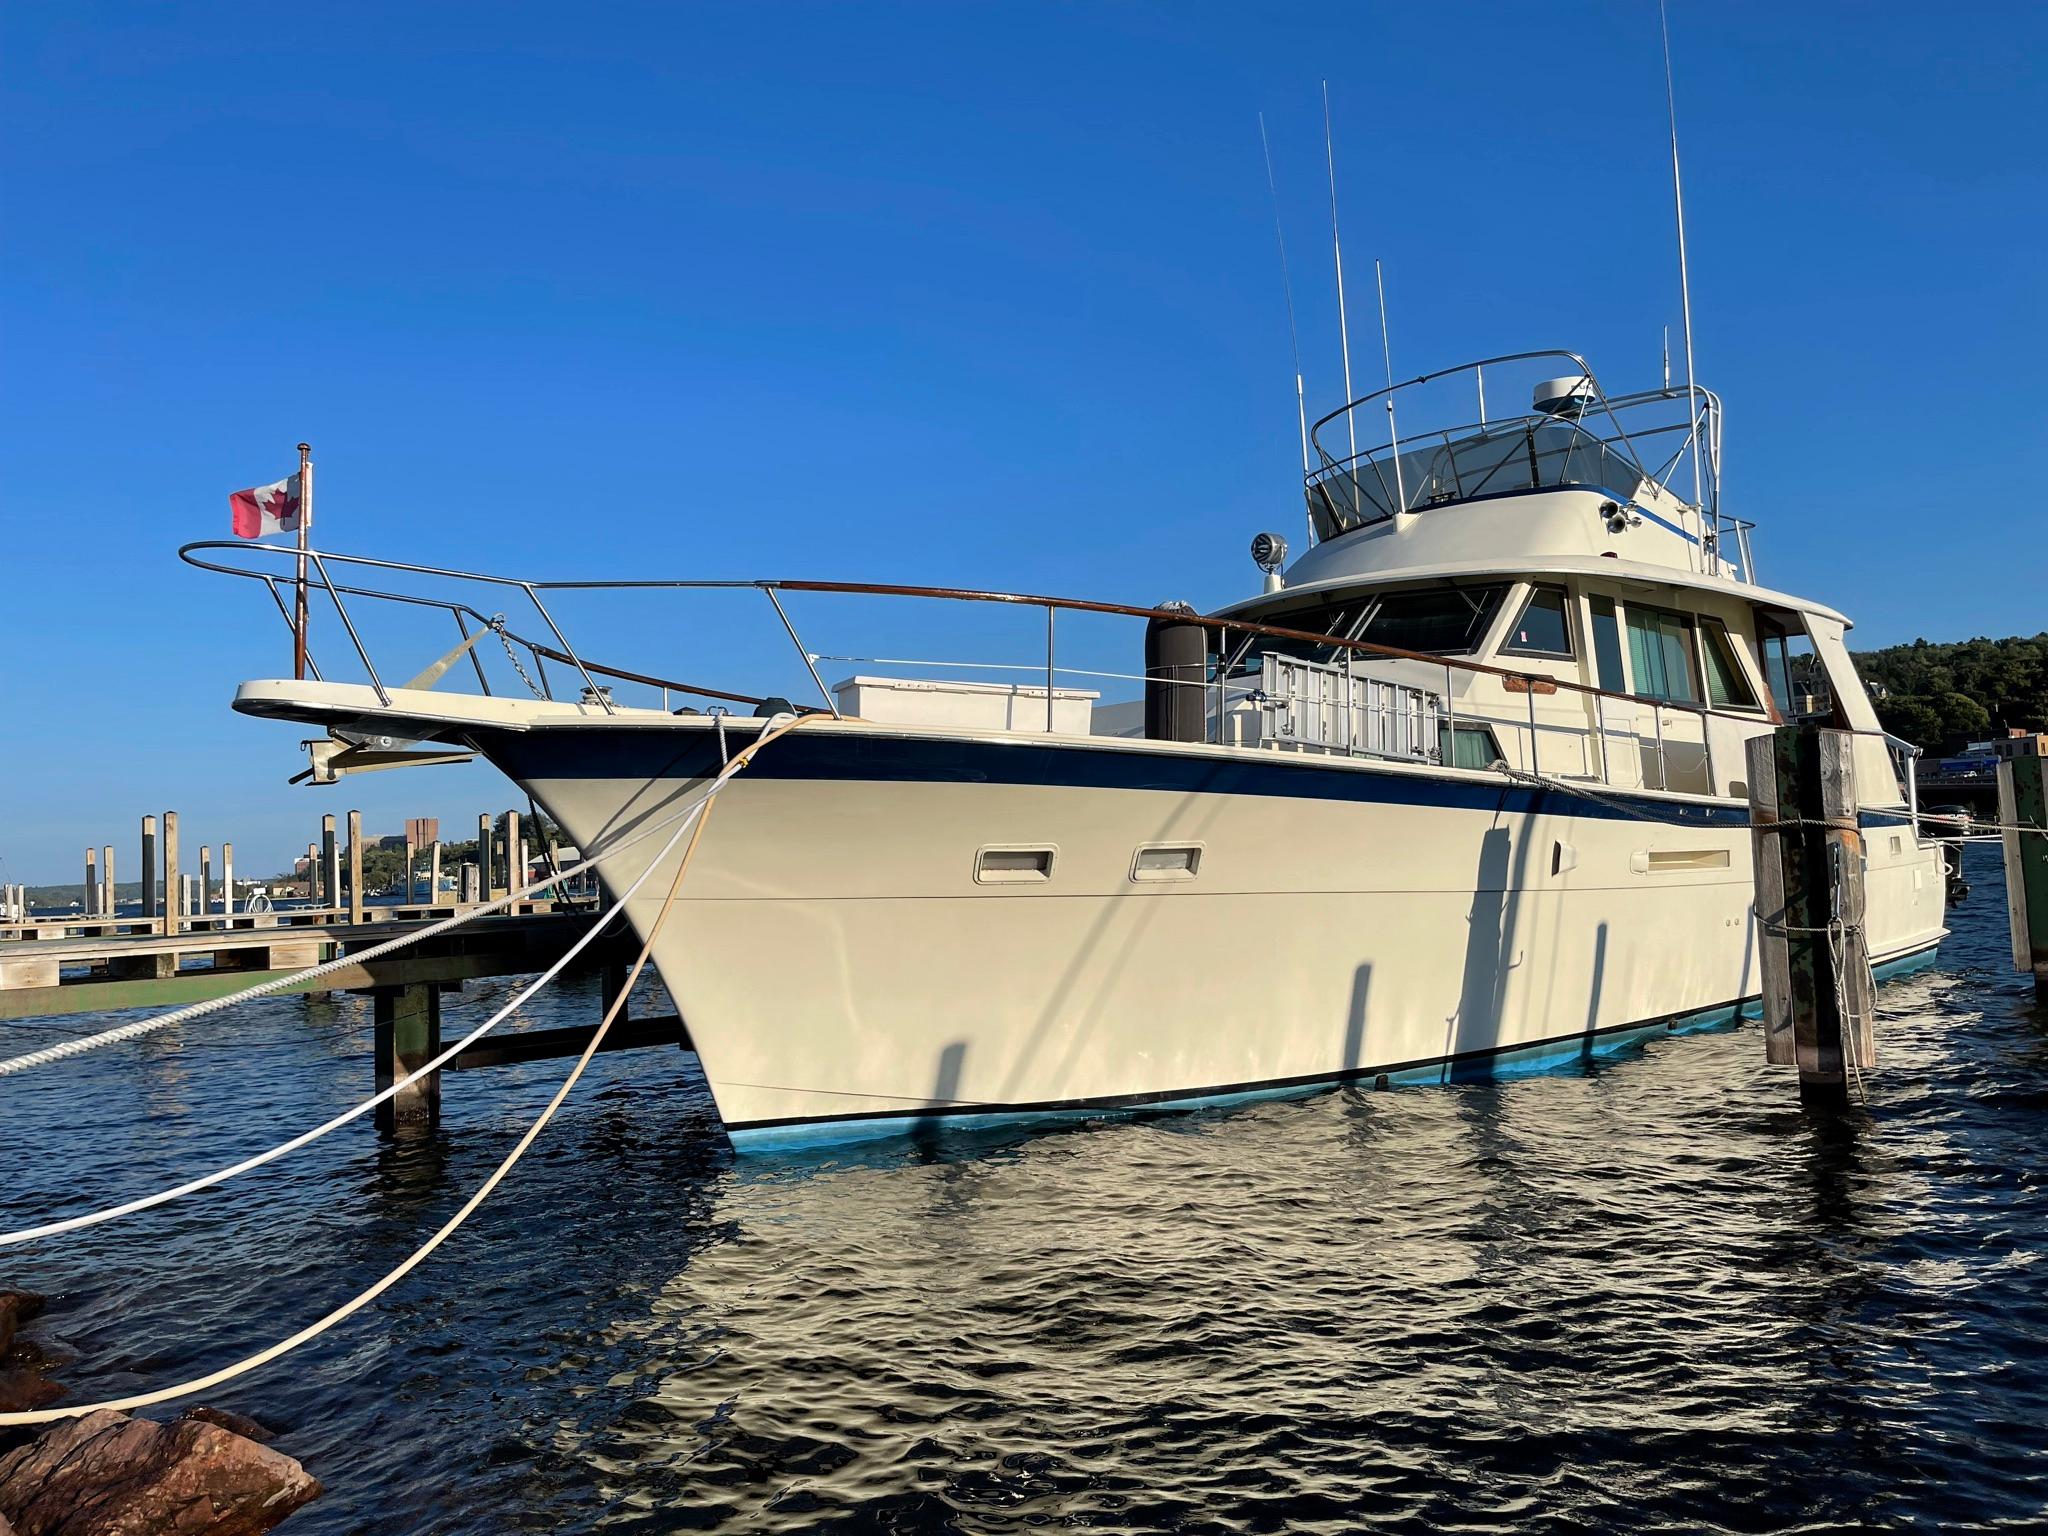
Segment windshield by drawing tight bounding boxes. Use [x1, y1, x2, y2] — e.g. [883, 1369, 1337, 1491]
[1229, 583, 1508, 674]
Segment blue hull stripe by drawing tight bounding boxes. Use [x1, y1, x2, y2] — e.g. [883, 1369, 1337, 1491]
[476, 725, 1756, 829]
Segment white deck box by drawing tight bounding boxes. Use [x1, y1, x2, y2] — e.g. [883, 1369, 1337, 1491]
[831, 675, 1099, 735]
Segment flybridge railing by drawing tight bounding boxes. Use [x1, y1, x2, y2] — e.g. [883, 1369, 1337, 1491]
[181, 541, 1895, 811]
[1305, 350, 1728, 552]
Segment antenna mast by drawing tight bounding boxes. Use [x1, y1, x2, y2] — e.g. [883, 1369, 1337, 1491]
[1375, 259, 1406, 515]
[1322, 82, 1359, 495]
[1660, 0, 1705, 560]
[1259, 111, 1315, 543]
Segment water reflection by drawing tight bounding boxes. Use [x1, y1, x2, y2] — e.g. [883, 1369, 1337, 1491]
[1, 849, 2043, 1532]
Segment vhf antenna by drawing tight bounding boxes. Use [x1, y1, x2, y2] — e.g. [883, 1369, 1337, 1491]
[1258, 111, 1315, 545]
[1322, 82, 1359, 517]
[1661, 0, 1705, 563]
[1375, 259, 1406, 515]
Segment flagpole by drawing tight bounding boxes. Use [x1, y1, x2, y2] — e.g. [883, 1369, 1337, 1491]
[294, 442, 313, 681]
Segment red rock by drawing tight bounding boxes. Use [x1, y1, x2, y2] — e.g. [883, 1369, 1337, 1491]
[0, 1294, 44, 1360]
[0, 1369, 62, 1416]
[0, 1409, 321, 1536]
[177, 1409, 273, 1446]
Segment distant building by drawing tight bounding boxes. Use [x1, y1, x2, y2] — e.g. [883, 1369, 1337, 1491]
[406, 817, 440, 846]
[1964, 729, 2048, 761]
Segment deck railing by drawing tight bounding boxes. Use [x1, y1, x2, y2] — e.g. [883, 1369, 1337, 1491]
[181, 541, 1909, 816]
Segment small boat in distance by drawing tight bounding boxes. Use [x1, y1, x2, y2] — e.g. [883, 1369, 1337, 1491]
[193, 349, 1949, 1149]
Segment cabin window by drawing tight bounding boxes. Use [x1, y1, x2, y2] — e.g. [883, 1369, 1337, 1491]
[1232, 583, 1509, 675]
[1699, 619, 1761, 709]
[1625, 605, 1701, 704]
[1356, 584, 1508, 655]
[1588, 595, 1626, 693]
[1440, 723, 1502, 769]
[1756, 614, 1833, 721]
[1501, 585, 1574, 659]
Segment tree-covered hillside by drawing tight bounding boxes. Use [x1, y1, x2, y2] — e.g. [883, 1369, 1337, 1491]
[1851, 633, 2048, 753]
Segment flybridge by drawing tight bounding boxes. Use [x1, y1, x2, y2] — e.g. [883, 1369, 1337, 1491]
[1302, 349, 1752, 579]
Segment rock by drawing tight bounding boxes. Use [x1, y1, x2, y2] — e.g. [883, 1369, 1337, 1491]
[178, 1408, 274, 1445]
[0, 1294, 44, 1360]
[0, 1409, 321, 1536]
[0, 1370, 62, 1417]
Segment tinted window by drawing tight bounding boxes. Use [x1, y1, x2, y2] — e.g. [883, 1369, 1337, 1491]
[1439, 723, 1502, 769]
[1357, 584, 1507, 655]
[1501, 585, 1574, 658]
[1700, 619, 1760, 709]
[1625, 605, 1701, 703]
[1589, 594, 1626, 692]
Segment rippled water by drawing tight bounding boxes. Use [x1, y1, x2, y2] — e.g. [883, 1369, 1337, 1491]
[3, 842, 2044, 1533]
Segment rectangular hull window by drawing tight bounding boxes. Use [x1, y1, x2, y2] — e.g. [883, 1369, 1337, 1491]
[1130, 844, 1203, 882]
[975, 846, 1056, 884]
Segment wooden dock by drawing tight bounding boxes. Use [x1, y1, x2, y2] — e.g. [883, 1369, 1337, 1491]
[0, 898, 691, 1135]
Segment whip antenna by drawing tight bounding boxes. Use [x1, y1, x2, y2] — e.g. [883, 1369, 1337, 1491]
[1258, 111, 1315, 543]
[1661, 0, 1705, 555]
[1374, 259, 1406, 514]
[1322, 82, 1359, 513]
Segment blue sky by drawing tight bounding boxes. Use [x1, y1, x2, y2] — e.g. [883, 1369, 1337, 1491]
[2, 1, 2042, 885]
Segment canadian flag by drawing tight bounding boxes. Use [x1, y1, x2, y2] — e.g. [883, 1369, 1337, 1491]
[229, 474, 304, 539]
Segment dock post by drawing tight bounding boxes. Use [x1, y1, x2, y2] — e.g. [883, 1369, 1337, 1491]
[1997, 742, 2048, 1003]
[374, 984, 442, 1136]
[141, 815, 158, 931]
[1746, 724, 1873, 1105]
[199, 846, 212, 920]
[479, 814, 495, 898]
[506, 811, 522, 900]
[306, 841, 319, 902]
[429, 841, 443, 904]
[223, 842, 235, 916]
[163, 813, 180, 936]
[347, 810, 364, 925]
[460, 862, 480, 904]
[321, 816, 339, 916]
[102, 845, 115, 919]
[84, 847, 97, 916]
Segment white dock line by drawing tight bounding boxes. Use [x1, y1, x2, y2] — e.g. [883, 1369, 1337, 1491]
[0, 782, 727, 1080]
[0, 795, 711, 1248]
[0, 714, 808, 1427]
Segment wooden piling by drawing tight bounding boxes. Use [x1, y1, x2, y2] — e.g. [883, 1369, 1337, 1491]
[1997, 741, 2048, 1002]
[373, 983, 442, 1135]
[140, 815, 158, 931]
[506, 811, 521, 898]
[321, 816, 339, 915]
[460, 862, 480, 903]
[84, 847, 98, 917]
[478, 814, 495, 898]
[306, 841, 319, 902]
[223, 842, 235, 916]
[429, 841, 443, 903]
[101, 844, 115, 918]
[1746, 725, 1873, 1104]
[162, 813, 180, 936]
[347, 810, 364, 925]
[199, 847, 212, 918]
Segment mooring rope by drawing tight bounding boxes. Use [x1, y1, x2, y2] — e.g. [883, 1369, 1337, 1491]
[0, 787, 717, 1248]
[0, 774, 741, 1080]
[0, 713, 805, 1427]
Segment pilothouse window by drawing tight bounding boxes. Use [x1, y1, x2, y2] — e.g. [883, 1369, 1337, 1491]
[1229, 582, 1508, 676]
[1699, 619, 1760, 710]
[1501, 585, 1574, 659]
[1625, 605, 1702, 704]
[1351, 584, 1507, 656]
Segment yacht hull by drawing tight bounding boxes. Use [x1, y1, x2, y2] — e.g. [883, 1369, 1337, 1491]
[476, 719, 1949, 1148]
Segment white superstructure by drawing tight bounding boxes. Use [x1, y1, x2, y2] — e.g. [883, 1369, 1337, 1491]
[201, 351, 1947, 1148]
